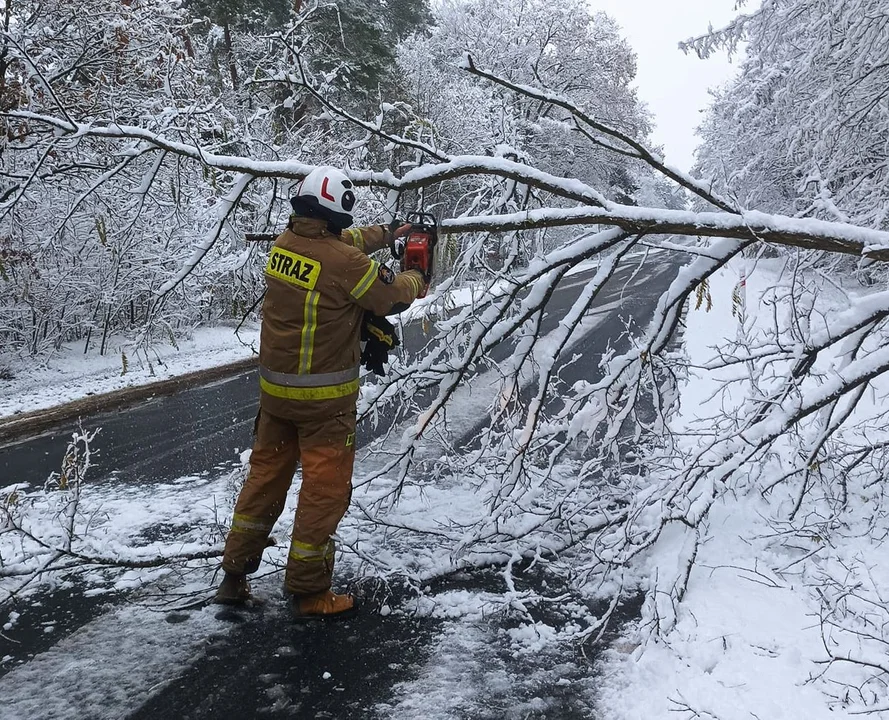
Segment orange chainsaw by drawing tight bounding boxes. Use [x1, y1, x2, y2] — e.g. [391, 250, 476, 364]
[393, 212, 437, 298]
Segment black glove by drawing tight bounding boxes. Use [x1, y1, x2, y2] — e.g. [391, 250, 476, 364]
[360, 312, 400, 376]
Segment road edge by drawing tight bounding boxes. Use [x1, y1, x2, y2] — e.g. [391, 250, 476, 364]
[0, 356, 258, 444]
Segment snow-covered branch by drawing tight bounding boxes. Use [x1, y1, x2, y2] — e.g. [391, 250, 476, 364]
[442, 205, 889, 262]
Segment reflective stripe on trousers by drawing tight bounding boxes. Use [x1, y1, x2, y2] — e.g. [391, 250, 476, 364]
[221, 411, 356, 595]
[289, 538, 336, 563]
[230, 512, 274, 535]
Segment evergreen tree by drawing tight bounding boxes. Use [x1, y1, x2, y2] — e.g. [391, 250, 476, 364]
[185, 0, 293, 90]
[306, 0, 431, 101]
[186, 0, 293, 30]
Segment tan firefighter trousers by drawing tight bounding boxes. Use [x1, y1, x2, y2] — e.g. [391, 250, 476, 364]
[221, 409, 356, 596]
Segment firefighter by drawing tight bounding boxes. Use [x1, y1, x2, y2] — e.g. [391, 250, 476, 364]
[215, 166, 426, 619]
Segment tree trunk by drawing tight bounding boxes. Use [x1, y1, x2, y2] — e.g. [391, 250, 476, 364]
[100, 306, 111, 356]
[0, 0, 12, 107]
[223, 21, 239, 90]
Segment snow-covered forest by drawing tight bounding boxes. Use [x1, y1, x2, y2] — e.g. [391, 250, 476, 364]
[0, 0, 680, 359]
[4, 0, 889, 716]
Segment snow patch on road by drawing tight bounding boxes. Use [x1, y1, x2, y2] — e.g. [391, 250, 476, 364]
[0, 603, 226, 720]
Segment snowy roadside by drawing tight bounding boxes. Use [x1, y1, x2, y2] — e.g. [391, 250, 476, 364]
[596, 258, 889, 718]
[0, 323, 261, 421]
[0, 257, 610, 424]
[0, 284, 487, 425]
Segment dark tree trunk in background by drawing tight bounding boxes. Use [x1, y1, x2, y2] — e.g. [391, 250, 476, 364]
[223, 21, 239, 89]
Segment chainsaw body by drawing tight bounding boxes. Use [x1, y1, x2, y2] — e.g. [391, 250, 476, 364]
[400, 212, 437, 298]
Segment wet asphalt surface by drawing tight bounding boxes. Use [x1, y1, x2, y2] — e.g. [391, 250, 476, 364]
[0, 371, 259, 492]
[0, 255, 679, 717]
[123, 571, 646, 720]
[128, 581, 439, 720]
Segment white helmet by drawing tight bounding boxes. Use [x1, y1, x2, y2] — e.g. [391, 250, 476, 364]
[291, 166, 356, 230]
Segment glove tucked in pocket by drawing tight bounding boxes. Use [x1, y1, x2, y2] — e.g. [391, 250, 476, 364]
[360, 312, 400, 376]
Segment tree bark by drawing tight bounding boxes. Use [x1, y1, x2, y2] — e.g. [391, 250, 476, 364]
[223, 21, 238, 90]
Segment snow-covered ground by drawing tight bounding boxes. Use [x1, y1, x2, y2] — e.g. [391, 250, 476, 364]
[4, 254, 887, 718]
[0, 323, 261, 419]
[596, 258, 889, 719]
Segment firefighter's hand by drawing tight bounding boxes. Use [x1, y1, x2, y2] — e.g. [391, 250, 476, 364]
[388, 223, 412, 259]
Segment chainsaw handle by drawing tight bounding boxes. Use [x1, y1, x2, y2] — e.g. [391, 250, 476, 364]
[404, 211, 438, 230]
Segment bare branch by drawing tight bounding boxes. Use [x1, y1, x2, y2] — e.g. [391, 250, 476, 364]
[460, 54, 738, 213]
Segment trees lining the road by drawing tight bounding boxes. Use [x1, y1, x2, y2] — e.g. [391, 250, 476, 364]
[3, 1, 889, 708]
[692, 0, 889, 241]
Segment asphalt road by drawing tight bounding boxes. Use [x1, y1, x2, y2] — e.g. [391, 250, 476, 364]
[0, 254, 680, 716]
[0, 257, 673, 492]
[0, 372, 259, 491]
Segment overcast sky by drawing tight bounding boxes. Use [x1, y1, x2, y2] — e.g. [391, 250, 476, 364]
[588, 0, 742, 171]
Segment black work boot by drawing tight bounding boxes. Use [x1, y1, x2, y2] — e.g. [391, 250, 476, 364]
[213, 572, 253, 606]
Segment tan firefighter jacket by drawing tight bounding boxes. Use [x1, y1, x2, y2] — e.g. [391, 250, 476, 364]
[257, 216, 425, 419]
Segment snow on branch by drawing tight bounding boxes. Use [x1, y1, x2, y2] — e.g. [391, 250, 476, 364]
[3, 110, 319, 179]
[442, 205, 889, 262]
[2, 110, 609, 206]
[153, 172, 254, 304]
[11, 109, 889, 270]
[0, 428, 224, 612]
[678, 5, 765, 59]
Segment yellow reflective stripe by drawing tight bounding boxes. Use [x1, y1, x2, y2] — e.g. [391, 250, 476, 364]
[298, 290, 320, 374]
[345, 228, 365, 251]
[350, 260, 379, 300]
[260, 375, 359, 401]
[291, 539, 330, 553]
[231, 512, 273, 534]
[288, 539, 334, 563]
[408, 275, 423, 296]
[259, 364, 359, 388]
